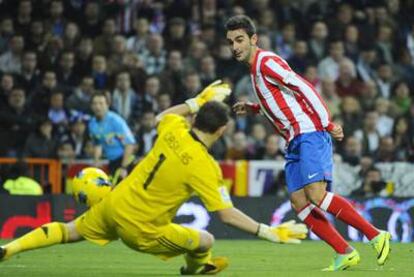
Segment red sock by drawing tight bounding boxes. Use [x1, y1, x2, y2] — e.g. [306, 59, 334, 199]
[319, 192, 379, 240]
[297, 204, 349, 254]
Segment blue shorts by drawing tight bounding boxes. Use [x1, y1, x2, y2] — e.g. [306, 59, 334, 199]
[285, 131, 333, 194]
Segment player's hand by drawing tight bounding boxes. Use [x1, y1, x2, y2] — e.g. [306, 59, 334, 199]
[185, 80, 231, 113]
[257, 220, 308, 244]
[232, 101, 260, 115]
[329, 123, 344, 141]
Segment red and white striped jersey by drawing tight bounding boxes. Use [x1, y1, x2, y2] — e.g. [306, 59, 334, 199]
[250, 49, 334, 142]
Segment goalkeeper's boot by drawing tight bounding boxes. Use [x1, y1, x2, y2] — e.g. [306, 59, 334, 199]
[370, 230, 391, 266]
[0, 246, 7, 261]
[322, 249, 360, 271]
[181, 257, 229, 275]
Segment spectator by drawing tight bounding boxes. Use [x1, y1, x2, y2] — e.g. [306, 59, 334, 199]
[320, 78, 340, 119]
[199, 55, 217, 87]
[303, 65, 321, 91]
[39, 36, 63, 70]
[24, 118, 58, 158]
[26, 20, 45, 52]
[157, 92, 172, 112]
[111, 71, 138, 123]
[358, 81, 378, 112]
[89, 92, 136, 177]
[14, 0, 32, 37]
[107, 35, 128, 74]
[339, 96, 362, 137]
[62, 22, 81, 51]
[318, 40, 352, 80]
[57, 141, 76, 164]
[225, 131, 253, 160]
[356, 43, 378, 82]
[126, 18, 149, 55]
[45, 0, 65, 37]
[340, 136, 362, 166]
[17, 51, 41, 96]
[56, 50, 78, 91]
[0, 87, 36, 157]
[335, 59, 363, 97]
[247, 122, 267, 155]
[376, 24, 394, 64]
[59, 113, 90, 159]
[30, 70, 58, 113]
[0, 17, 14, 54]
[0, 73, 14, 107]
[389, 80, 411, 117]
[74, 38, 93, 77]
[164, 17, 188, 53]
[351, 167, 387, 197]
[91, 55, 109, 89]
[80, 1, 102, 38]
[375, 136, 396, 162]
[120, 51, 147, 92]
[255, 134, 284, 161]
[66, 76, 95, 114]
[375, 98, 394, 136]
[141, 33, 167, 75]
[159, 50, 184, 97]
[287, 40, 312, 74]
[94, 18, 117, 57]
[135, 110, 157, 157]
[308, 21, 328, 61]
[47, 90, 73, 137]
[343, 24, 359, 62]
[183, 40, 207, 71]
[354, 111, 381, 155]
[392, 117, 411, 161]
[0, 35, 24, 73]
[375, 63, 394, 99]
[275, 22, 296, 60]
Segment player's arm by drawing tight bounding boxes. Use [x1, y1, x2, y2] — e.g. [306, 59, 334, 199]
[261, 57, 339, 135]
[216, 207, 308, 244]
[155, 80, 231, 124]
[93, 144, 102, 166]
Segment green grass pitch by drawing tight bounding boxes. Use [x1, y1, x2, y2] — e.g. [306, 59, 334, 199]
[1, 240, 413, 276]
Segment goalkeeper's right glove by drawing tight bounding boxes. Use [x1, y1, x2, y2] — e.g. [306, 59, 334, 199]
[257, 220, 308, 244]
[185, 80, 231, 113]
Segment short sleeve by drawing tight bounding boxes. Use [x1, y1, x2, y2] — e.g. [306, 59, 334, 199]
[114, 117, 136, 144]
[188, 159, 233, 211]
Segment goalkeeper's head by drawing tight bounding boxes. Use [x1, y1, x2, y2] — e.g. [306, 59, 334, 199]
[193, 101, 230, 144]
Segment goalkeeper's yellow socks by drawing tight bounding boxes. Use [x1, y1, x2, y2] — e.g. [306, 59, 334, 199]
[1, 222, 68, 260]
[182, 250, 212, 273]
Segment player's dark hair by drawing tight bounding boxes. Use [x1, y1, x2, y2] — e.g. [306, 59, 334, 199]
[91, 91, 109, 104]
[194, 101, 230, 134]
[225, 15, 256, 37]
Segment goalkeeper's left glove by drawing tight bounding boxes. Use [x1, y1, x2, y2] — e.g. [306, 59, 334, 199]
[185, 80, 231, 113]
[257, 220, 308, 244]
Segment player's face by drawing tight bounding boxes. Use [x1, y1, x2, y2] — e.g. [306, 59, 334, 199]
[226, 29, 257, 63]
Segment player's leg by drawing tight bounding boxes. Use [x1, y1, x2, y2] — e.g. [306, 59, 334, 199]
[305, 181, 390, 265]
[290, 189, 351, 255]
[0, 221, 83, 261]
[182, 230, 228, 275]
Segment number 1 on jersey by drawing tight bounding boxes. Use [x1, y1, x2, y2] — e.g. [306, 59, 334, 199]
[143, 153, 166, 189]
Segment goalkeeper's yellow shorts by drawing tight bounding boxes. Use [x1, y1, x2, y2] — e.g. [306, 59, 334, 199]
[75, 197, 201, 260]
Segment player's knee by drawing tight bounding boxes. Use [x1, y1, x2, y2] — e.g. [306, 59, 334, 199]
[196, 231, 214, 252]
[305, 186, 325, 205]
[66, 221, 84, 242]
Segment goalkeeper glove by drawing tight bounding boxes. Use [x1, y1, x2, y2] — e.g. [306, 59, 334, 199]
[185, 80, 231, 113]
[257, 220, 308, 244]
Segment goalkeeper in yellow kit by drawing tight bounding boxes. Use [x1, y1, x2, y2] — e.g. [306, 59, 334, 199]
[0, 81, 308, 275]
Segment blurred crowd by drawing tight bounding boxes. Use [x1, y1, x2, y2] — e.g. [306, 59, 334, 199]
[0, 0, 414, 178]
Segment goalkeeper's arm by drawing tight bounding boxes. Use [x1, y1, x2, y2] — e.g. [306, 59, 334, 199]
[216, 207, 308, 244]
[155, 80, 231, 124]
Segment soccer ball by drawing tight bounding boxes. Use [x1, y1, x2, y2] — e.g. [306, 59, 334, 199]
[72, 167, 112, 207]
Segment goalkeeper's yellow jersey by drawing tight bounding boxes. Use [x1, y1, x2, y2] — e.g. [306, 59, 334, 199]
[108, 114, 233, 234]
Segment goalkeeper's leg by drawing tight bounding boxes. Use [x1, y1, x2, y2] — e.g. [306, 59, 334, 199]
[0, 221, 83, 261]
[181, 230, 228, 275]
